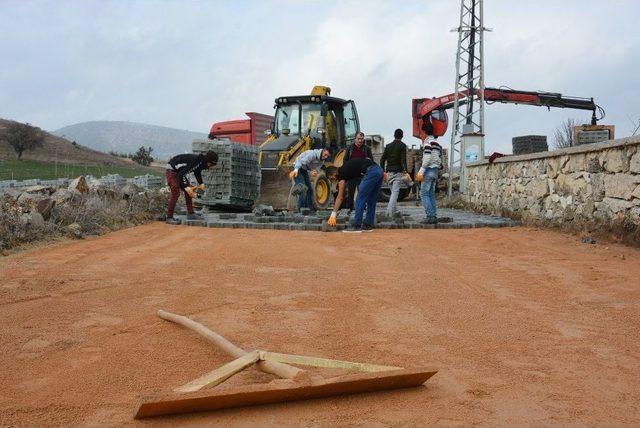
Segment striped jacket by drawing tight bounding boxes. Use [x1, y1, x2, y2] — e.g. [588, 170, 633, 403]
[418, 141, 443, 174]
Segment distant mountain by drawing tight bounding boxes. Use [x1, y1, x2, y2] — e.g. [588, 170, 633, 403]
[0, 118, 157, 173]
[53, 121, 207, 161]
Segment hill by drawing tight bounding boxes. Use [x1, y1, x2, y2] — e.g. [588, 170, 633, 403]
[53, 121, 206, 161]
[0, 118, 161, 180]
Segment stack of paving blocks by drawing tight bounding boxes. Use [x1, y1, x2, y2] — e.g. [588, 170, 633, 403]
[99, 174, 127, 188]
[128, 174, 163, 190]
[176, 206, 517, 231]
[192, 139, 261, 210]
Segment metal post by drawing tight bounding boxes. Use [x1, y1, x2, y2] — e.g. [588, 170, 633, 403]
[448, 0, 489, 197]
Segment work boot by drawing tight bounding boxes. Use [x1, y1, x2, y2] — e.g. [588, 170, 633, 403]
[421, 216, 438, 224]
[342, 225, 362, 233]
[362, 224, 374, 232]
[166, 217, 181, 225]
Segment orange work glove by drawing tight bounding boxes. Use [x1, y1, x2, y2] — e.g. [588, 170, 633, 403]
[416, 172, 424, 182]
[195, 183, 205, 191]
[185, 187, 196, 198]
[327, 212, 337, 227]
[289, 170, 298, 180]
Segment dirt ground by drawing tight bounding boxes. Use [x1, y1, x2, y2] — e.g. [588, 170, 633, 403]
[1, 223, 639, 426]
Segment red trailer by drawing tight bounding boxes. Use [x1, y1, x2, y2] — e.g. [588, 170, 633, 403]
[208, 112, 273, 146]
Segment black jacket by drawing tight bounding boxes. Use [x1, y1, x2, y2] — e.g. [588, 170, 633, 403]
[344, 142, 373, 162]
[380, 139, 408, 173]
[168, 153, 209, 188]
[337, 158, 376, 181]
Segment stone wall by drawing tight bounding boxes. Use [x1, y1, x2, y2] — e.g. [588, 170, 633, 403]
[465, 136, 640, 240]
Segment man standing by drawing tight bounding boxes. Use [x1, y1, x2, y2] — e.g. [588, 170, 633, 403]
[343, 131, 373, 210]
[165, 151, 218, 224]
[380, 128, 410, 217]
[416, 139, 443, 224]
[289, 147, 333, 212]
[328, 157, 383, 233]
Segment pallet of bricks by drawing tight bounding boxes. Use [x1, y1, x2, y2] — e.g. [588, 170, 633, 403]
[191, 139, 261, 210]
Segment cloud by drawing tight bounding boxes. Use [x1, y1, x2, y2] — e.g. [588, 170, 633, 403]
[0, 0, 638, 153]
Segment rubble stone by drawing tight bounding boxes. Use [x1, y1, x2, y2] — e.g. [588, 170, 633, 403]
[36, 198, 56, 220]
[604, 174, 640, 200]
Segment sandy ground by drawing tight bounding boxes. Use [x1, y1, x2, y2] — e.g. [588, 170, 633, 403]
[1, 223, 639, 426]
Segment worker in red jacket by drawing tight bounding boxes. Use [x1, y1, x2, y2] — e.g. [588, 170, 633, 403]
[165, 151, 218, 224]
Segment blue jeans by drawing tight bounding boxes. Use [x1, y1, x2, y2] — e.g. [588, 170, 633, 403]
[420, 167, 439, 217]
[354, 165, 384, 227]
[294, 169, 314, 210]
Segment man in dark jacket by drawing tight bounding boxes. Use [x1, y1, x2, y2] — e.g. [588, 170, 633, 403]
[165, 151, 218, 224]
[328, 157, 383, 233]
[380, 128, 410, 216]
[343, 131, 373, 210]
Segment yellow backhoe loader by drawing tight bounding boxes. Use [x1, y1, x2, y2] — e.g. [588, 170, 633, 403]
[257, 86, 360, 209]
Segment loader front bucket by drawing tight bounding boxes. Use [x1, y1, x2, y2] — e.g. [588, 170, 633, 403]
[255, 168, 295, 210]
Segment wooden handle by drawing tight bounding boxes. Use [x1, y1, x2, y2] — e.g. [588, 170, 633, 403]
[157, 310, 305, 380]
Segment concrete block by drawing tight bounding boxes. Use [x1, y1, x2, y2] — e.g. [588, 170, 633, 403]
[218, 213, 237, 220]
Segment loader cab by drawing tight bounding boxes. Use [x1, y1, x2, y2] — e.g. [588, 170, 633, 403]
[267, 95, 360, 154]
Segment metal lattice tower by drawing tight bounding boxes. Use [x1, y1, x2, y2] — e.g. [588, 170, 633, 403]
[448, 0, 489, 196]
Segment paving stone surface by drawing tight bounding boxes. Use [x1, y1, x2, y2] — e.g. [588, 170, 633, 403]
[172, 202, 518, 232]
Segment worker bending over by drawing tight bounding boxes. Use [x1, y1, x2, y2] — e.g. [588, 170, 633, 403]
[380, 128, 411, 217]
[165, 151, 218, 224]
[416, 139, 443, 224]
[328, 157, 384, 233]
[289, 147, 333, 212]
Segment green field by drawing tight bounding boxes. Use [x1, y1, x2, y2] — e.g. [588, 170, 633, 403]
[0, 159, 162, 181]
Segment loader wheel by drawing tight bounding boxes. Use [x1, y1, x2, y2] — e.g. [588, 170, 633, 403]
[314, 173, 331, 209]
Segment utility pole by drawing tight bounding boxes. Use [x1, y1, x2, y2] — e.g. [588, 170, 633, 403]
[448, 0, 489, 196]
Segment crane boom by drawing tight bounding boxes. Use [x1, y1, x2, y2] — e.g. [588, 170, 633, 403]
[412, 87, 604, 141]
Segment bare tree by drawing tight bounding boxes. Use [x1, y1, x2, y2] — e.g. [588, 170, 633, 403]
[553, 118, 577, 149]
[628, 115, 640, 137]
[1, 122, 45, 160]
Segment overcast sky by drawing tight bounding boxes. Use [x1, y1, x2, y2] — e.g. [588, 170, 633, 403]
[1, 0, 639, 153]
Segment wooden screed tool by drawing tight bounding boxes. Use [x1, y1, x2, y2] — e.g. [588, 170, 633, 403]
[133, 310, 438, 419]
